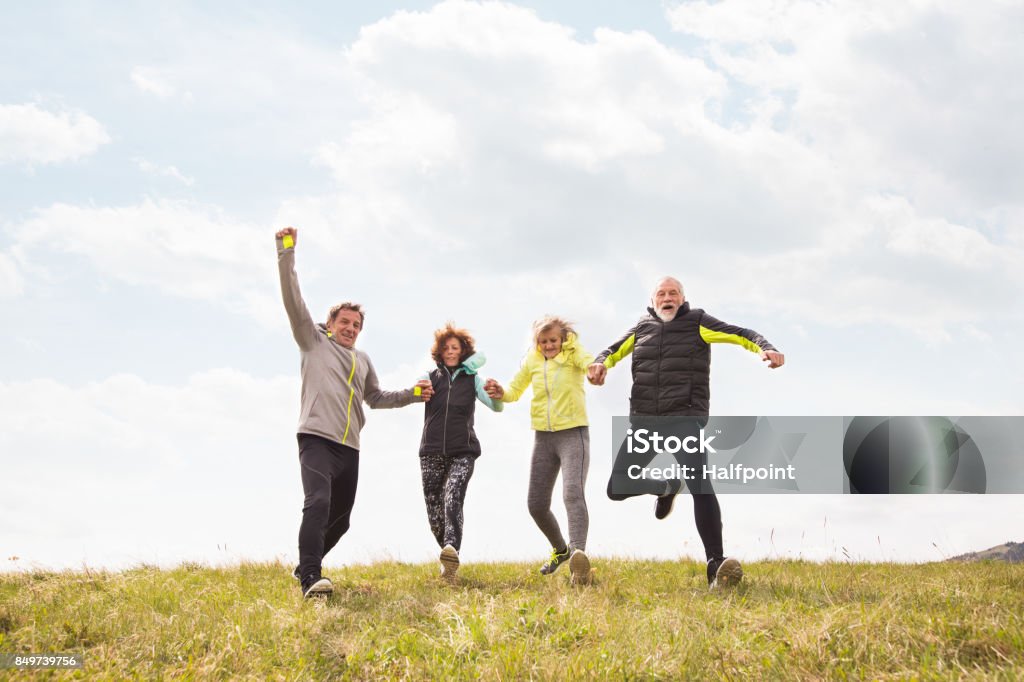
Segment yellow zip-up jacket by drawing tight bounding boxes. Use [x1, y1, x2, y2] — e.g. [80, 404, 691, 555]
[501, 333, 595, 432]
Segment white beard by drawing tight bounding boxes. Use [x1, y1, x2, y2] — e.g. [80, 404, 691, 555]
[655, 308, 678, 322]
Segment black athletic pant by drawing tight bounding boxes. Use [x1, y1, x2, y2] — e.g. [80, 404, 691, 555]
[606, 417, 724, 561]
[297, 433, 359, 581]
[419, 452, 475, 551]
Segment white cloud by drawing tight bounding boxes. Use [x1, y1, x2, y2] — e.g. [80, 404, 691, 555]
[873, 195, 1001, 268]
[13, 199, 278, 323]
[666, 1, 1024, 214]
[0, 102, 110, 165]
[135, 158, 195, 186]
[122, 23, 349, 157]
[306, 1, 747, 278]
[0, 251, 23, 298]
[130, 66, 181, 99]
[0, 370, 300, 569]
[8, 1, 1021, 347]
[290, 0, 1023, 344]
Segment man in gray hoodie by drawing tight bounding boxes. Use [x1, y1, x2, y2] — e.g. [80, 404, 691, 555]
[276, 227, 433, 598]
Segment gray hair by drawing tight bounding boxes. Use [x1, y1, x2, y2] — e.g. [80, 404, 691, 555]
[650, 276, 684, 300]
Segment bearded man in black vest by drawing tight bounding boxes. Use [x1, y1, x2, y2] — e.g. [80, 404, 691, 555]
[588, 277, 785, 589]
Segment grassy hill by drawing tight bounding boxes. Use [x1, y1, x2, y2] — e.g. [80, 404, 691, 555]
[950, 541, 1024, 564]
[1, 559, 1022, 679]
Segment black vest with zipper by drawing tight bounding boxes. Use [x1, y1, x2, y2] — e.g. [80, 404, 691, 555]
[630, 302, 713, 417]
[419, 365, 481, 458]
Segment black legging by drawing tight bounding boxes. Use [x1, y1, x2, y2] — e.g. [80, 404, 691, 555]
[297, 433, 360, 581]
[606, 418, 724, 561]
[419, 452, 476, 551]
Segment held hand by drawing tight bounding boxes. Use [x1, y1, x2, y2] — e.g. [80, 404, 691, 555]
[414, 379, 434, 402]
[761, 350, 785, 369]
[484, 378, 504, 400]
[587, 363, 607, 386]
[275, 226, 298, 246]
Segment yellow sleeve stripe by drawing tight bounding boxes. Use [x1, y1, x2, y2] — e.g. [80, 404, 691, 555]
[699, 326, 763, 354]
[604, 334, 636, 368]
[282, 234, 295, 249]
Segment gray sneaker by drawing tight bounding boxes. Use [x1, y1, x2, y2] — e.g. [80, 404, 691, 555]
[569, 549, 592, 586]
[539, 546, 571, 575]
[440, 545, 460, 584]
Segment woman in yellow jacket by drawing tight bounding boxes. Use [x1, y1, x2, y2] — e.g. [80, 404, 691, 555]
[485, 316, 595, 585]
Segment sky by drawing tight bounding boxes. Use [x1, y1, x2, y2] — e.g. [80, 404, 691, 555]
[1, 0, 1022, 572]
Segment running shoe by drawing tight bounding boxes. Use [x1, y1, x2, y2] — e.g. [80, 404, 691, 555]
[539, 546, 571, 575]
[655, 494, 676, 520]
[301, 576, 333, 599]
[569, 549, 592, 586]
[440, 544, 460, 584]
[708, 557, 743, 590]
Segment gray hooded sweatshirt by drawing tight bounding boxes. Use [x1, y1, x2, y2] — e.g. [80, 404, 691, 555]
[277, 236, 417, 450]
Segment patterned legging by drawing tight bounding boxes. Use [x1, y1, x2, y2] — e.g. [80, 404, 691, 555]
[420, 452, 476, 551]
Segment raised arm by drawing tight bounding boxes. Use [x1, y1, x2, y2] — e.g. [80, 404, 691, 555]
[699, 312, 785, 368]
[276, 227, 318, 352]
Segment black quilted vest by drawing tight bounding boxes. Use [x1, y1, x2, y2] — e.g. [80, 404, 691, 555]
[629, 302, 712, 416]
[419, 365, 482, 458]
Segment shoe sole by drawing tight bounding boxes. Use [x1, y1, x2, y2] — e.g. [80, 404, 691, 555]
[655, 495, 676, 520]
[569, 550, 591, 586]
[303, 578, 333, 599]
[711, 558, 743, 590]
[440, 546, 460, 584]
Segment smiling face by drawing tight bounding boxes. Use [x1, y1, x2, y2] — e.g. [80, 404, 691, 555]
[441, 337, 463, 368]
[651, 277, 685, 321]
[537, 329, 564, 359]
[327, 309, 362, 348]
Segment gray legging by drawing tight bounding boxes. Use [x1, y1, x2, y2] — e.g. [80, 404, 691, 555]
[527, 426, 590, 551]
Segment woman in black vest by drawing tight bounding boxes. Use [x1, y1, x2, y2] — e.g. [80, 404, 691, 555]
[418, 323, 503, 583]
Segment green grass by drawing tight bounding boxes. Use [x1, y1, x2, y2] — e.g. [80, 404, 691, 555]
[1, 559, 1022, 679]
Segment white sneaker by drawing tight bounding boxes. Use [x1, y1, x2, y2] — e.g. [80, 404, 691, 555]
[440, 544, 460, 584]
[569, 549, 592, 586]
[302, 577, 333, 599]
[709, 557, 743, 590]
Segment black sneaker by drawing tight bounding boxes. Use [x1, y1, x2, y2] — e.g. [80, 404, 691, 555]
[539, 546, 571, 575]
[707, 557, 743, 590]
[654, 494, 676, 520]
[292, 565, 301, 581]
[301, 575, 333, 599]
